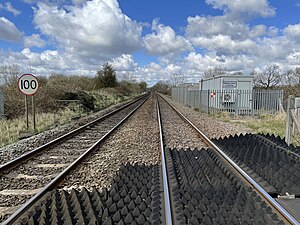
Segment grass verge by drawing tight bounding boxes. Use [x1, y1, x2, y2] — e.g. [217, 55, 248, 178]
[209, 111, 300, 146]
[0, 92, 136, 148]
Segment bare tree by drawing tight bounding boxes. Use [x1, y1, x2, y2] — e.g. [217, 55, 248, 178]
[295, 67, 300, 84]
[123, 72, 136, 83]
[281, 69, 298, 85]
[0, 64, 20, 86]
[170, 73, 184, 87]
[231, 71, 244, 76]
[204, 66, 227, 78]
[254, 64, 281, 88]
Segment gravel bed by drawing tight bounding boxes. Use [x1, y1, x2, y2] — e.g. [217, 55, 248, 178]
[4, 165, 64, 177]
[159, 97, 207, 150]
[59, 94, 160, 190]
[30, 148, 83, 157]
[163, 95, 252, 139]
[31, 156, 76, 164]
[0, 195, 33, 208]
[0, 176, 52, 190]
[0, 98, 136, 165]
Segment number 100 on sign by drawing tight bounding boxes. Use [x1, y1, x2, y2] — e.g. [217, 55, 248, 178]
[18, 74, 39, 96]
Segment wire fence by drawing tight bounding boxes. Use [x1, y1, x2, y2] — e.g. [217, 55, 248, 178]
[172, 87, 284, 115]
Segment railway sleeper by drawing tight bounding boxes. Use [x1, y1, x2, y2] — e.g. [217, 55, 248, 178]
[13, 163, 164, 225]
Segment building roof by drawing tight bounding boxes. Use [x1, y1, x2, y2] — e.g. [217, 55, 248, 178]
[201, 75, 253, 82]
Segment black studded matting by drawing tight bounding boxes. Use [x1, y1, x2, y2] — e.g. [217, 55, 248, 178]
[12, 140, 295, 224]
[213, 133, 300, 196]
[165, 148, 285, 225]
[16, 164, 163, 225]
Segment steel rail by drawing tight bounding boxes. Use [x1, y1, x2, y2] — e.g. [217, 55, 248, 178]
[157, 93, 299, 225]
[156, 97, 173, 225]
[256, 134, 300, 159]
[2, 94, 150, 225]
[0, 94, 148, 173]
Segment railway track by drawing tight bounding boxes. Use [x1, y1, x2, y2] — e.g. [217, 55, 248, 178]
[1, 92, 299, 224]
[0, 93, 149, 224]
[157, 93, 299, 225]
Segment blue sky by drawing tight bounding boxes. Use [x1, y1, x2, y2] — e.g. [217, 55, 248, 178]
[0, 0, 300, 86]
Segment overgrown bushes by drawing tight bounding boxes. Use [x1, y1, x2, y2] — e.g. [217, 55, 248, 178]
[1, 64, 147, 119]
[283, 84, 300, 99]
[61, 91, 96, 111]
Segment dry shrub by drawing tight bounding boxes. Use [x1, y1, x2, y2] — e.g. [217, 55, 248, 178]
[3, 75, 95, 119]
[2, 73, 144, 119]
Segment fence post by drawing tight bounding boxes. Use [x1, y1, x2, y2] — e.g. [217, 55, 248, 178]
[285, 95, 294, 145]
[234, 90, 238, 116]
[207, 89, 210, 114]
[278, 98, 285, 114]
[184, 87, 187, 105]
[199, 90, 202, 111]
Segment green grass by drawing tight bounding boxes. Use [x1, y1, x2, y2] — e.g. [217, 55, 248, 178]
[208, 111, 300, 146]
[0, 92, 136, 148]
[244, 113, 286, 137]
[90, 90, 135, 110]
[0, 107, 83, 148]
[209, 111, 232, 123]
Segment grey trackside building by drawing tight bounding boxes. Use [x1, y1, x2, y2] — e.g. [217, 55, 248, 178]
[200, 75, 254, 112]
[172, 75, 283, 115]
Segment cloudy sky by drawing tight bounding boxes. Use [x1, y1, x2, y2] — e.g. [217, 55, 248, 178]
[0, 0, 300, 85]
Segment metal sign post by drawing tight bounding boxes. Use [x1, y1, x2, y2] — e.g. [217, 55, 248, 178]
[25, 95, 29, 129]
[18, 74, 39, 131]
[32, 96, 36, 130]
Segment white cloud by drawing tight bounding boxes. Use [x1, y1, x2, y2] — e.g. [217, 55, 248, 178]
[189, 35, 257, 55]
[144, 19, 192, 56]
[132, 62, 177, 85]
[205, 0, 275, 19]
[24, 34, 46, 48]
[284, 23, 300, 42]
[186, 15, 250, 41]
[267, 26, 279, 37]
[286, 50, 300, 66]
[110, 54, 138, 71]
[17, 48, 94, 75]
[1, 0, 299, 85]
[33, 0, 143, 61]
[249, 25, 267, 38]
[0, 2, 21, 16]
[23, 0, 69, 5]
[183, 0, 300, 77]
[72, 0, 88, 5]
[4, 2, 21, 16]
[183, 52, 256, 76]
[0, 17, 23, 42]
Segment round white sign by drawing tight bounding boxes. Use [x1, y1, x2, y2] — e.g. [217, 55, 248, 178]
[18, 74, 39, 96]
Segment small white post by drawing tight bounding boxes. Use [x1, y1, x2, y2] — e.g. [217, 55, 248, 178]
[285, 95, 295, 145]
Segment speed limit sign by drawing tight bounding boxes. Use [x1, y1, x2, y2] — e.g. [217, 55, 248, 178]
[18, 74, 39, 96]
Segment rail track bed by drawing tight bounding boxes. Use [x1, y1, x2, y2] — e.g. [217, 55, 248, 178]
[1, 93, 299, 224]
[0, 98, 139, 166]
[0, 94, 149, 223]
